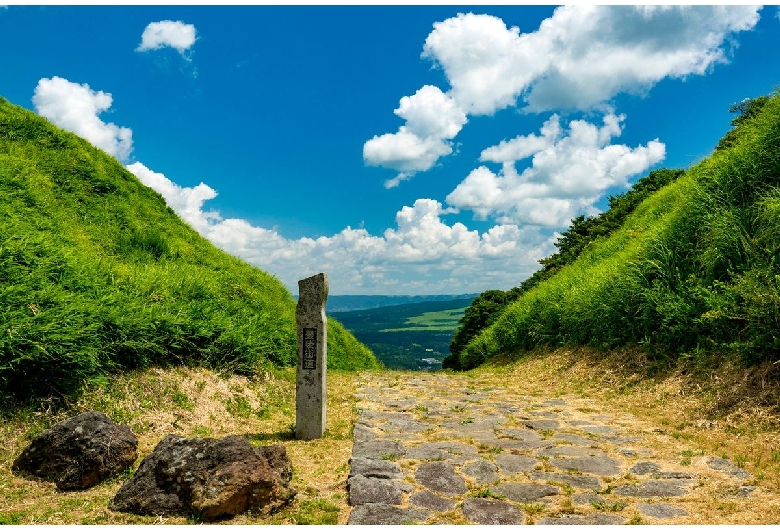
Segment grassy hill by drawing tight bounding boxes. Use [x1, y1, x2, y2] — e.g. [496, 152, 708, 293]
[451, 91, 780, 371]
[0, 97, 378, 403]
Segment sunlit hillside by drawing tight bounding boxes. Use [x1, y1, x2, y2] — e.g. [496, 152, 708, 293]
[451, 92, 780, 371]
[0, 97, 379, 402]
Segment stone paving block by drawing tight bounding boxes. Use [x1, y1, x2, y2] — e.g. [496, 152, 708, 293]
[613, 479, 688, 497]
[629, 461, 660, 475]
[347, 475, 402, 506]
[706, 456, 752, 479]
[409, 490, 457, 512]
[536, 513, 625, 524]
[635, 502, 689, 518]
[461, 497, 525, 525]
[347, 503, 430, 525]
[553, 433, 597, 446]
[349, 456, 402, 479]
[492, 482, 559, 503]
[405, 441, 479, 462]
[500, 428, 543, 442]
[572, 492, 604, 505]
[524, 419, 561, 430]
[352, 440, 406, 460]
[462, 459, 500, 485]
[578, 424, 616, 435]
[494, 453, 538, 474]
[353, 424, 375, 443]
[550, 455, 622, 476]
[538, 446, 606, 458]
[529, 471, 603, 491]
[415, 461, 467, 495]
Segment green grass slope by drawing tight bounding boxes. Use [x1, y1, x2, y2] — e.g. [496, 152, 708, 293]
[456, 91, 780, 370]
[0, 97, 378, 401]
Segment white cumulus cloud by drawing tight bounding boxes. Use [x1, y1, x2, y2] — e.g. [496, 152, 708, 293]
[365, 6, 760, 184]
[446, 113, 666, 226]
[137, 20, 197, 54]
[33, 76, 133, 160]
[126, 162, 551, 294]
[363, 85, 467, 187]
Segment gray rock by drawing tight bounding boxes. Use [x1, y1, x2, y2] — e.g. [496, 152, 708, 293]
[494, 454, 537, 474]
[653, 471, 694, 480]
[542, 399, 569, 406]
[415, 461, 467, 495]
[406, 441, 478, 463]
[602, 435, 640, 444]
[635, 502, 688, 518]
[501, 428, 543, 442]
[347, 503, 430, 525]
[379, 418, 431, 434]
[579, 425, 615, 435]
[462, 497, 525, 525]
[352, 440, 405, 460]
[617, 447, 653, 457]
[538, 446, 606, 458]
[349, 457, 402, 479]
[550, 455, 622, 476]
[353, 424, 375, 442]
[109, 435, 295, 520]
[717, 485, 757, 498]
[706, 456, 752, 479]
[524, 419, 561, 431]
[348, 475, 402, 506]
[493, 482, 559, 503]
[529, 472, 603, 491]
[629, 461, 660, 475]
[462, 459, 500, 485]
[13, 411, 137, 491]
[613, 480, 687, 498]
[409, 490, 457, 512]
[536, 513, 625, 525]
[553, 433, 596, 446]
[493, 438, 553, 451]
[572, 492, 604, 505]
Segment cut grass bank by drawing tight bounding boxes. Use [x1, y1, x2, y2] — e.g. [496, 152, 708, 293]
[0, 96, 378, 403]
[454, 90, 780, 371]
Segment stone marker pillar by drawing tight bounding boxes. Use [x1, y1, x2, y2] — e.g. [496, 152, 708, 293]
[295, 272, 328, 440]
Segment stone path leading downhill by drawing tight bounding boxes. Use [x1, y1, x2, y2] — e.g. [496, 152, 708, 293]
[346, 371, 763, 525]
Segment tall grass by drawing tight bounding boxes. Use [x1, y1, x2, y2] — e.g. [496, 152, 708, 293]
[457, 90, 780, 370]
[0, 97, 379, 402]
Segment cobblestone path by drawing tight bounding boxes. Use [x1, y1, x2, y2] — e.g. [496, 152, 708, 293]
[346, 371, 762, 524]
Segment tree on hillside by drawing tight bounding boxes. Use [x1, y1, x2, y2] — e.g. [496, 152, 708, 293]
[716, 95, 770, 151]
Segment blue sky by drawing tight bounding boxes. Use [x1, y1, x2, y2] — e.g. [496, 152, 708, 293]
[2, 5, 779, 295]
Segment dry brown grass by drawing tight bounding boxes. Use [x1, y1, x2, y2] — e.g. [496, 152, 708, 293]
[475, 346, 780, 524]
[0, 366, 358, 524]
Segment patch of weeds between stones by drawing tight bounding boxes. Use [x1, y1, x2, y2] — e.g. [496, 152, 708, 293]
[597, 485, 614, 494]
[540, 429, 555, 438]
[381, 453, 399, 461]
[415, 405, 428, 413]
[559, 497, 576, 514]
[628, 515, 643, 524]
[470, 487, 506, 500]
[592, 500, 627, 512]
[477, 444, 502, 455]
[734, 454, 748, 468]
[451, 405, 466, 413]
[549, 481, 575, 495]
[460, 417, 475, 425]
[521, 503, 546, 516]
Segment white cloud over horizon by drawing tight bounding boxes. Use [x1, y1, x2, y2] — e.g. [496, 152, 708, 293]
[136, 20, 197, 55]
[366, 5, 761, 183]
[33, 77, 133, 161]
[126, 163, 552, 294]
[446, 113, 666, 226]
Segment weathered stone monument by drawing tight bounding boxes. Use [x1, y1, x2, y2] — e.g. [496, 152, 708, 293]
[296, 272, 328, 440]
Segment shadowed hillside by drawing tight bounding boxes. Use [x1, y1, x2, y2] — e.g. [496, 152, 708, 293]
[449, 92, 780, 370]
[0, 97, 378, 402]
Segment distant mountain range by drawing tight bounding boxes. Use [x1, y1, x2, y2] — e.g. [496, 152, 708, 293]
[312, 294, 478, 313]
